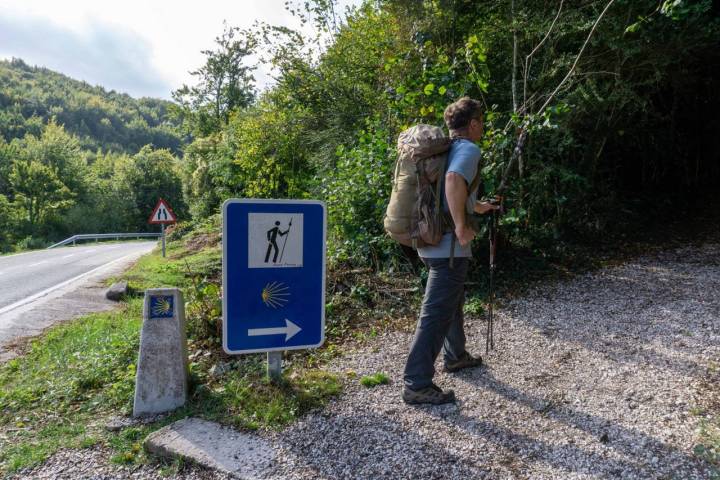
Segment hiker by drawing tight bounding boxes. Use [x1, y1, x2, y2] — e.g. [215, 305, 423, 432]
[264, 221, 289, 263]
[402, 97, 499, 405]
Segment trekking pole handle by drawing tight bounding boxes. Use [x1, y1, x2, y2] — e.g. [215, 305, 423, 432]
[488, 195, 505, 215]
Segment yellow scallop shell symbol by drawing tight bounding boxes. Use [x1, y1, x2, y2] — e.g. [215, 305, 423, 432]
[152, 298, 172, 316]
[261, 282, 290, 309]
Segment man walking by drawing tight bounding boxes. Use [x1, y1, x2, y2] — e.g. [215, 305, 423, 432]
[402, 97, 499, 405]
[265, 221, 289, 264]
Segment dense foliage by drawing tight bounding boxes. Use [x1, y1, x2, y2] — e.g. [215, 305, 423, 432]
[178, 0, 720, 267]
[2, 1, 718, 261]
[0, 121, 187, 250]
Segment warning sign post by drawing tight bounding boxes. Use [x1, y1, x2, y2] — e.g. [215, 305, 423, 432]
[148, 198, 177, 257]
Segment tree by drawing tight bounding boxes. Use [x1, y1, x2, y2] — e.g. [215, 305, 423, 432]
[60, 151, 136, 235]
[10, 158, 74, 231]
[18, 119, 86, 195]
[118, 146, 187, 231]
[0, 194, 19, 251]
[172, 23, 257, 136]
[0, 137, 18, 196]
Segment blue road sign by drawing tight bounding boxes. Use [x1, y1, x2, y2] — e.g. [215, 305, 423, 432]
[222, 199, 326, 354]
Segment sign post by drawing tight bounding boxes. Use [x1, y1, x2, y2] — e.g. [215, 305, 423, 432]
[148, 198, 177, 257]
[222, 199, 326, 381]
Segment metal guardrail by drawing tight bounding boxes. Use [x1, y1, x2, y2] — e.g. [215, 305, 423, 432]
[48, 233, 162, 249]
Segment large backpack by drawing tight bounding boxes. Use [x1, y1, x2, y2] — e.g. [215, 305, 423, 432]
[384, 124, 452, 249]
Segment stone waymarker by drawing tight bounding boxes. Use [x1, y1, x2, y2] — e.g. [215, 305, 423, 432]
[133, 288, 188, 417]
[144, 418, 275, 479]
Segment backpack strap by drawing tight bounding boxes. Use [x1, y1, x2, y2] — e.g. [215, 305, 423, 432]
[446, 141, 459, 268]
[447, 138, 483, 268]
[434, 156, 445, 225]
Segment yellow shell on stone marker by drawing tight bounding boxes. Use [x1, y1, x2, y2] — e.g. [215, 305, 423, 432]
[152, 298, 172, 316]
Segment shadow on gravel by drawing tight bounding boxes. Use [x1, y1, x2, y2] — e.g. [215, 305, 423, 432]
[513, 247, 720, 378]
[276, 411, 491, 479]
[439, 371, 712, 479]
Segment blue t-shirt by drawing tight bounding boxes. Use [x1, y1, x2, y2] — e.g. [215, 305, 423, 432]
[417, 139, 481, 259]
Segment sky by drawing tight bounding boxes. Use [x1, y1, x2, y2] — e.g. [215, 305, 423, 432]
[0, 0, 360, 100]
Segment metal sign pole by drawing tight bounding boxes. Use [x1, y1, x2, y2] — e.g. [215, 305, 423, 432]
[161, 223, 166, 258]
[267, 351, 282, 382]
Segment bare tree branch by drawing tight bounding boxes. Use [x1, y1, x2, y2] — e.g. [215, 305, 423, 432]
[499, 0, 617, 193]
[523, 0, 564, 107]
[536, 0, 617, 115]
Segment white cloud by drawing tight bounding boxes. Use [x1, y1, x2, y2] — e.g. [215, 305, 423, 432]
[0, 0, 361, 99]
[0, 15, 170, 97]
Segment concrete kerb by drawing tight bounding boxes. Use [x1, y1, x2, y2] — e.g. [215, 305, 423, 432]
[144, 417, 275, 479]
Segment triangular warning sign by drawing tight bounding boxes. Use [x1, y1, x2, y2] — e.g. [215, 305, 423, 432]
[148, 198, 177, 224]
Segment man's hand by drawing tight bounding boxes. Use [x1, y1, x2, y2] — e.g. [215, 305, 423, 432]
[474, 200, 501, 215]
[455, 224, 476, 247]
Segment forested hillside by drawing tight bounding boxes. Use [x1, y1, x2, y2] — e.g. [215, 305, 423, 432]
[0, 60, 187, 251]
[0, 58, 182, 154]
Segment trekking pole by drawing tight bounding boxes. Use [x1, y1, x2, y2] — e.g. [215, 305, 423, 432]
[486, 210, 495, 353]
[486, 197, 503, 353]
[279, 217, 293, 263]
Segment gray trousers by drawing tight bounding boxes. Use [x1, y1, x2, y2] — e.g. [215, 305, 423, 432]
[403, 257, 469, 390]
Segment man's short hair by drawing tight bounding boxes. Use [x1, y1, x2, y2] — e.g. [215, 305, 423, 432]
[444, 97, 483, 131]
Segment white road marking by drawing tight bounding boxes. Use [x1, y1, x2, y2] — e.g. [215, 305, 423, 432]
[0, 251, 142, 317]
[29, 261, 48, 267]
[62, 254, 75, 259]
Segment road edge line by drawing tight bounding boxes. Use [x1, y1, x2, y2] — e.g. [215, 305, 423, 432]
[0, 250, 145, 317]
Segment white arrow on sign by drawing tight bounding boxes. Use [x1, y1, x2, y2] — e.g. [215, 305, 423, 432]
[248, 319, 302, 342]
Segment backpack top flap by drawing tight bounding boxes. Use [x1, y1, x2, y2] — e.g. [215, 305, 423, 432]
[397, 124, 451, 162]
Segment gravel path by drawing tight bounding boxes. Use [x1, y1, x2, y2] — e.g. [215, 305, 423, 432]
[13, 243, 719, 479]
[268, 243, 719, 479]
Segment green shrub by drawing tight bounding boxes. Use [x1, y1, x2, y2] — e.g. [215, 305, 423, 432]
[323, 122, 399, 269]
[16, 236, 48, 250]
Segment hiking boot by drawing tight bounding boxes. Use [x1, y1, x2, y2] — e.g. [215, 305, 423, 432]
[402, 384, 456, 405]
[443, 351, 483, 373]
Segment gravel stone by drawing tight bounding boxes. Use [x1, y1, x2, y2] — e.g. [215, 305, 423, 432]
[9, 446, 232, 479]
[266, 243, 718, 479]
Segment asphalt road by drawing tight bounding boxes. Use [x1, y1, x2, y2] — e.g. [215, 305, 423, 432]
[0, 241, 156, 314]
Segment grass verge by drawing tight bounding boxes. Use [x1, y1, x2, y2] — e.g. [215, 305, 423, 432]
[0, 230, 341, 475]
